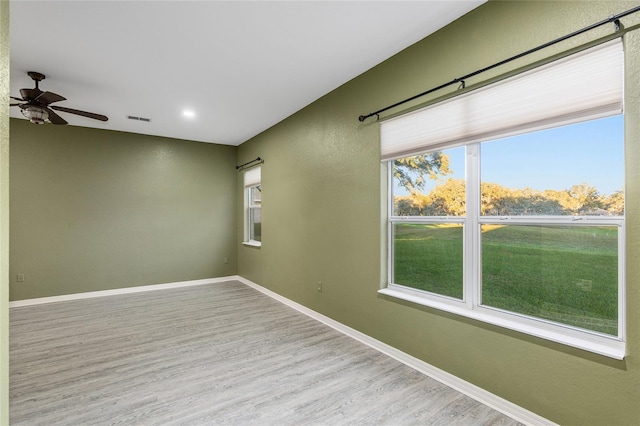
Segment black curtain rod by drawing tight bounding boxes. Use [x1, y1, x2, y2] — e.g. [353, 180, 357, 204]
[236, 157, 263, 170]
[358, 5, 640, 123]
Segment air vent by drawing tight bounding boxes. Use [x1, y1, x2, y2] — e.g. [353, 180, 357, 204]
[127, 115, 151, 122]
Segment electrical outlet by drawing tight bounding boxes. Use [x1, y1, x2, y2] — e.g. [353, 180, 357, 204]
[17, 274, 25, 282]
[317, 281, 322, 293]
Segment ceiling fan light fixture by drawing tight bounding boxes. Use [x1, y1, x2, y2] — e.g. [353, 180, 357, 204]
[21, 105, 49, 124]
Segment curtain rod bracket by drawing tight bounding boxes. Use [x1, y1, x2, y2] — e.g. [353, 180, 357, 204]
[613, 18, 622, 32]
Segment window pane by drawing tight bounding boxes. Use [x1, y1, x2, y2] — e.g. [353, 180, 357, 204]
[480, 115, 624, 216]
[250, 207, 261, 242]
[250, 185, 261, 204]
[393, 223, 463, 299]
[481, 224, 618, 335]
[392, 147, 465, 216]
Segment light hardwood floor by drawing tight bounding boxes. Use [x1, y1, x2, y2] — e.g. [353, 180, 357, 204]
[10, 280, 522, 425]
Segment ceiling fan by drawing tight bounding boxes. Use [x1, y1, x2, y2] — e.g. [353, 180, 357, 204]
[10, 71, 108, 125]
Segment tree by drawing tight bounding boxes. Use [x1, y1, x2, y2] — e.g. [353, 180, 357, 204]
[394, 196, 424, 216]
[427, 178, 466, 216]
[393, 152, 452, 194]
[567, 183, 601, 214]
[601, 190, 624, 215]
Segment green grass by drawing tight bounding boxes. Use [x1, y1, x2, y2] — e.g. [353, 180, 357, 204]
[394, 224, 464, 299]
[393, 224, 618, 335]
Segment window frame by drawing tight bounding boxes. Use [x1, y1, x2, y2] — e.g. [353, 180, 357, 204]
[243, 167, 262, 248]
[382, 134, 626, 360]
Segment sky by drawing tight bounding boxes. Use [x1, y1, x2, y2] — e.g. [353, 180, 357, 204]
[394, 114, 624, 197]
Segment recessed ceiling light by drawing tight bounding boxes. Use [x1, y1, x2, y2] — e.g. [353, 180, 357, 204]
[183, 110, 195, 118]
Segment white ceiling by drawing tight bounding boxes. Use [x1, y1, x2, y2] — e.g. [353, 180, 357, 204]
[9, 0, 485, 146]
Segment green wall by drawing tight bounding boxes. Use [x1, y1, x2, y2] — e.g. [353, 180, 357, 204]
[10, 119, 237, 300]
[237, 2, 640, 424]
[1, 0, 9, 422]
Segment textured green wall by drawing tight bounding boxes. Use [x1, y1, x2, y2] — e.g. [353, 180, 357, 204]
[10, 119, 237, 300]
[237, 2, 640, 424]
[0, 0, 9, 422]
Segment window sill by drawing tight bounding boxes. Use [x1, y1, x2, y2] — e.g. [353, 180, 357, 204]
[242, 240, 262, 248]
[378, 285, 625, 360]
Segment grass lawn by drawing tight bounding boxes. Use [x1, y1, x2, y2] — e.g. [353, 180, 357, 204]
[393, 223, 618, 335]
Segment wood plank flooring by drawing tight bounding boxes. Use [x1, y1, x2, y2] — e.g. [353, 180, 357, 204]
[10, 280, 522, 425]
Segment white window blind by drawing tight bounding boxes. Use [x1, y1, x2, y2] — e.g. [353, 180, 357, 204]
[244, 166, 261, 188]
[380, 39, 624, 161]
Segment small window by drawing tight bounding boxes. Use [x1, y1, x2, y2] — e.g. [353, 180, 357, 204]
[244, 166, 261, 247]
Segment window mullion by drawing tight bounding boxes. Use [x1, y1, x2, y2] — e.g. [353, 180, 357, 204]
[465, 143, 480, 309]
[387, 162, 394, 286]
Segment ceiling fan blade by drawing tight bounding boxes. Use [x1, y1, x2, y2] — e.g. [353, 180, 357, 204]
[45, 107, 68, 125]
[50, 105, 108, 122]
[20, 88, 43, 101]
[35, 91, 66, 105]
[11, 96, 25, 102]
[10, 103, 23, 107]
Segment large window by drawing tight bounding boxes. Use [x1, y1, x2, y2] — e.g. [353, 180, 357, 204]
[243, 166, 261, 247]
[381, 40, 625, 358]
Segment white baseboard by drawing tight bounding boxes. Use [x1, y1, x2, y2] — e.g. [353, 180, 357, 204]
[9, 275, 241, 308]
[236, 276, 557, 426]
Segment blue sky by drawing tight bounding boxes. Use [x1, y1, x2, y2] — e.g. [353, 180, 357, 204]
[394, 114, 624, 197]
